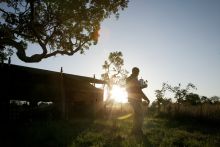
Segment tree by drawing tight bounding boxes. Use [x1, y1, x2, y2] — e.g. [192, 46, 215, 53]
[185, 93, 201, 105]
[164, 82, 197, 104]
[210, 96, 220, 104]
[0, 46, 13, 63]
[149, 100, 158, 112]
[101, 51, 128, 100]
[155, 83, 171, 112]
[0, 0, 129, 62]
[155, 89, 165, 112]
[200, 96, 211, 104]
[102, 51, 128, 87]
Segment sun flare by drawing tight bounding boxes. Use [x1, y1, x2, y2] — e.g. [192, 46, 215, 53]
[110, 85, 128, 103]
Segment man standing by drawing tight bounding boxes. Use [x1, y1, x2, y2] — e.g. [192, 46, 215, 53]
[126, 67, 150, 135]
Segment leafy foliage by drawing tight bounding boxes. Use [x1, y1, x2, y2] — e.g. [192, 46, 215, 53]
[185, 93, 201, 105]
[154, 83, 172, 112]
[101, 51, 128, 103]
[0, 0, 129, 62]
[101, 51, 128, 88]
[163, 82, 197, 104]
[0, 46, 13, 62]
[152, 82, 220, 123]
[210, 96, 220, 104]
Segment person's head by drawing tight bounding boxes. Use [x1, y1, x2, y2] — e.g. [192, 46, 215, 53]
[132, 67, 139, 77]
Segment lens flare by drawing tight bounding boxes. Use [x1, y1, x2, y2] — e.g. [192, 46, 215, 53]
[110, 85, 128, 103]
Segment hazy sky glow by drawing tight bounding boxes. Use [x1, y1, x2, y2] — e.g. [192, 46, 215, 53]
[12, 0, 220, 102]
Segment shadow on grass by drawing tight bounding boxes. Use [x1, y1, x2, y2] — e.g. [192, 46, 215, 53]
[143, 115, 220, 147]
[2, 118, 94, 147]
[139, 134, 153, 147]
[159, 115, 220, 135]
[5, 115, 219, 147]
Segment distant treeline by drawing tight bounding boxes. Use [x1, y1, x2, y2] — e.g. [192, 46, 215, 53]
[149, 82, 220, 122]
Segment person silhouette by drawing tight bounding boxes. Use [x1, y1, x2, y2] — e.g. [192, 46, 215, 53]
[126, 67, 150, 136]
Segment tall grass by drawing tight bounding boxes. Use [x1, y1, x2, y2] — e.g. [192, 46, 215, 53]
[4, 115, 220, 147]
[4, 102, 220, 146]
[155, 103, 220, 123]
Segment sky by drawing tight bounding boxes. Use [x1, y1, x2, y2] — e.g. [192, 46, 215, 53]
[11, 0, 220, 102]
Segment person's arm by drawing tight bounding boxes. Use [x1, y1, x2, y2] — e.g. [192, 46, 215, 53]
[141, 91, 150, 105]
[135, 80, 150, 104]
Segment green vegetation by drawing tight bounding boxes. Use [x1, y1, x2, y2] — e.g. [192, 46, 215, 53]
[3, 81, 220, 146]
[0, 0, 129, 62]
[152, 82, 220, 123]
[4, 115, 220, 147]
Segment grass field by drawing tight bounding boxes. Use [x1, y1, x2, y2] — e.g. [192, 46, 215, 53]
[3, 115, 220, 147]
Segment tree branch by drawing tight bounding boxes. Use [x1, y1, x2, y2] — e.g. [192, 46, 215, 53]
[45, 26, 57, 44]
[44, 41, 87, 58]
[13, 30, 34, 39]
[1, 38, 44, 62]
[0, 8, 9, 15]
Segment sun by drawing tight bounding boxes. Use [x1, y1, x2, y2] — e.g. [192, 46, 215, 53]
[110, 85, 128, 103]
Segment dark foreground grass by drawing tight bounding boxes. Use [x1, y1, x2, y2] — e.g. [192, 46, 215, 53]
[2, 115, 220, 147]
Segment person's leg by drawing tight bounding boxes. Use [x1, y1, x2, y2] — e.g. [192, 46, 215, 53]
[135, 101, 144, 133]
[130, 101, 143, 134]
[130, 101, 137, 133]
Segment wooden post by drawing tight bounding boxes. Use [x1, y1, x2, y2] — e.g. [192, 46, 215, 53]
[60, 67, 66, 120]
[121, 103, 122, 113]
[8, 57, 11, 65]
[1, 57, 4, 68]
[0, 62, 10, 122]
[1, 57, 3, 64]
[93, 74, 96, 87]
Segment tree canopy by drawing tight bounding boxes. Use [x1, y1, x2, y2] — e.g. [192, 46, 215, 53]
[164, 82, 197, 104]
[101, 51, 128, 88]
[101, 51, 128, 103]
[0, 0, 129, 62]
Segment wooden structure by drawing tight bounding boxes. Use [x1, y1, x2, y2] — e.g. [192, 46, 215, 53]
[0, 63, 105, 119]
